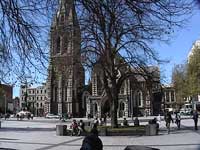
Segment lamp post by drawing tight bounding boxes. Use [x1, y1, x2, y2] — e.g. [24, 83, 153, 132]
[4, 93, 6, 115]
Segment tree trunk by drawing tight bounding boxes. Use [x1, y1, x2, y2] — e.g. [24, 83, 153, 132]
[110, 98, 118, 128]
[110, 84, 119, 128]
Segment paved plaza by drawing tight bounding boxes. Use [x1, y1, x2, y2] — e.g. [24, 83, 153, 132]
[0, 117, 200, 150]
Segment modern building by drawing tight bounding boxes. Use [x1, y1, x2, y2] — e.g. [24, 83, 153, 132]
[0, 83, 13, 114]
[19, 83, 47, 116]
[45, 0, 84, 117]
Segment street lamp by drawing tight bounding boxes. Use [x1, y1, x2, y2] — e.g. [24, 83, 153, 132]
[4, 93, 6, 115]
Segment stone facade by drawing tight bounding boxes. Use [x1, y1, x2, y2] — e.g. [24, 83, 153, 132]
[162, 85, 176, 111]
[0, 83, 13, 114]
[45, 0, 84, 117]
[86, 66, 162, 118]
[19, 84, 47, 116]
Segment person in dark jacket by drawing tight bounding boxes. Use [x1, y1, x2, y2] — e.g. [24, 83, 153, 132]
[80, 124, 103, 150]
[193, 110, 199, 130]
[165, 111, 173, 134]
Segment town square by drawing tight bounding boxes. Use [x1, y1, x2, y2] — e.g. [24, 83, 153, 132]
[1, 0, 200, 150]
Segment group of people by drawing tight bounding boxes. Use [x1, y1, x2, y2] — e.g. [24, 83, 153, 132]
[164, 110, 199, 134]
[70, 119, 103, 149]
[70, 119, 86, 136]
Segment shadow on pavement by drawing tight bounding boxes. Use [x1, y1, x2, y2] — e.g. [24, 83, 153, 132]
[0, 148, 17, 150]
[0, 127, 55, 132]
[0, 138, 18, 140]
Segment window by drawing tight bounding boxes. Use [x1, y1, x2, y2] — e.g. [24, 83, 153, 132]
[166, 91, 170, 102]
[171, 91, 175, 102]
[138, 91, 143, 107]
[41, 90, 42, 94]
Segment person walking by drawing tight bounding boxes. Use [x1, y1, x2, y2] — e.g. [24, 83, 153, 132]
[193, 110, 199, 130]
[165, 111, 173, 134]
[175, 112, 181, 129]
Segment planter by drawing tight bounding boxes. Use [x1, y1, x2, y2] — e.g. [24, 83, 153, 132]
[145, 124, 158, 136]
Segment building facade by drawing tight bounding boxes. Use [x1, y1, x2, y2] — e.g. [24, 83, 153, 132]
[19, 83, 47, 116]
[161, 84, 176, 111]
[85, 66, 162, 118]
[13, 97, 20, 114]
[0, 83, 13, 114]
[45, 0, 84, 117]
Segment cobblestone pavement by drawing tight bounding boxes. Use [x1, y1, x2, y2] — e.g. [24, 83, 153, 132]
[0, 117, 199, 150]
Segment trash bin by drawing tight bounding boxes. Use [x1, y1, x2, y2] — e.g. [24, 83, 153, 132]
[145, 124, 157, 136]
[56, 125, 67, 136]
[124, 145, 159, 150]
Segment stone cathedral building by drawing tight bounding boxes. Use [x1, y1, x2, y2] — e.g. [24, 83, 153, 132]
[45, 0, 84, 117]
[84, 66, 162, 119]
[45, 0, 163, 118]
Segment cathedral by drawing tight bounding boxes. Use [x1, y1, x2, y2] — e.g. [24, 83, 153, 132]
[45, 0, 163, 118]
[45, 0, 84, 117]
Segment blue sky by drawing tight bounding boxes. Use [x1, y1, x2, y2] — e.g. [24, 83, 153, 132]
[156, 10, 200, 84]
[13, 8, 200, 97]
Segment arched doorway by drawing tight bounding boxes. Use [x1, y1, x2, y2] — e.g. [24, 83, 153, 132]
[93, 102, 98, 117]
[102, 100, 110, 117]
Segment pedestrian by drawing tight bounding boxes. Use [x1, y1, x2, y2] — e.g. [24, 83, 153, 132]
[175, 112, 181, 129]
[157, 114, 161, 124]
[134, 117, 140, 126]
[123, 118, 129, 126]
[164, 111, 173, 134]
[94, 117, 99, 126]
[79, 119, 85, 132]
[70, 119, 79, 136]
[193, 110, 199, 130]
[80, 124, 103, 150]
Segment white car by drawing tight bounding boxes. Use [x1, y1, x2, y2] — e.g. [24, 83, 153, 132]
[45, 113, 60, 119]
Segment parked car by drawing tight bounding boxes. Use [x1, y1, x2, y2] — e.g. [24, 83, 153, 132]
[45, 113, 60, 119]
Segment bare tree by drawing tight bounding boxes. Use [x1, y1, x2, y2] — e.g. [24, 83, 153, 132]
[77, 0, 193, 127]
[0, 0, 59, 85]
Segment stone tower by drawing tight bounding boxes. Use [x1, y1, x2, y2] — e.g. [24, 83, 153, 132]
[45, 0, 84, 116]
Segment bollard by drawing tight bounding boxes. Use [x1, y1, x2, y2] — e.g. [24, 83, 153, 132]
[56, 125, 67, 136]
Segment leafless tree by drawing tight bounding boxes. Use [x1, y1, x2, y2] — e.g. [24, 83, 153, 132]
[77, 0, 193, 127]
[0, 0, 59, 85]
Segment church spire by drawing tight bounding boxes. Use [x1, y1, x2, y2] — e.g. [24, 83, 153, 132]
[52, 0, 75, 27]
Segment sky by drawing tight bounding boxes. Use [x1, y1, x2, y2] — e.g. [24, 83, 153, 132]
[12, 8, 200, 98]
[155, 9, 200, 84]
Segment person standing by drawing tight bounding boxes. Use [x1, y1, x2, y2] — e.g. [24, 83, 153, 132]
[157, 114, 161, 125]
[175, 112, 181, 129]
[193, 110, 199, 130]
[165, 111, 173, 134]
